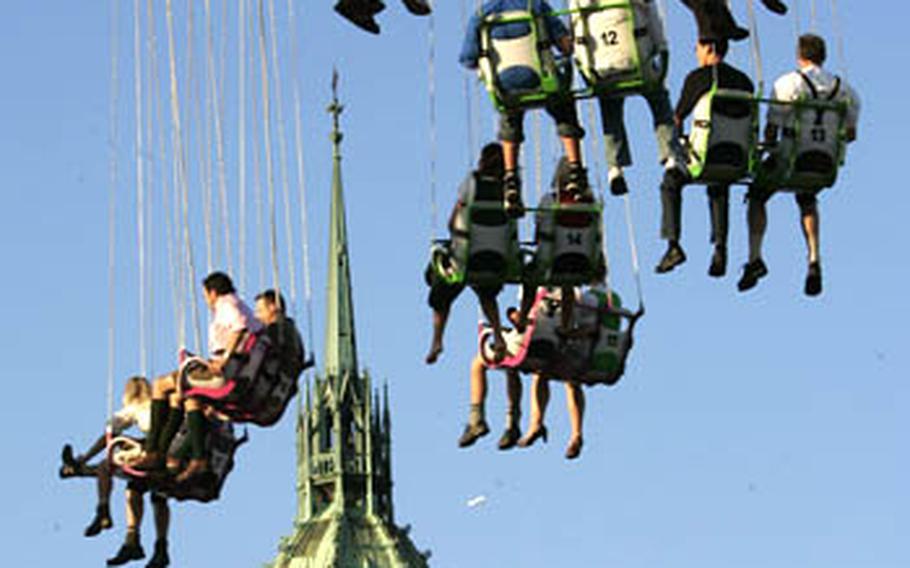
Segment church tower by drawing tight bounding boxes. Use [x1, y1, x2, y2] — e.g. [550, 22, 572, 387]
[269, 74, 429, 568]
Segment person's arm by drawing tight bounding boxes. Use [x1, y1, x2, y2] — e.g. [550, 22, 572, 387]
[459, 12, 483, 69]
[674, 69, 706, 128]
[540, 0, 572, 54]
[79, 434, 109, 463]
[843, 82, 861, 142]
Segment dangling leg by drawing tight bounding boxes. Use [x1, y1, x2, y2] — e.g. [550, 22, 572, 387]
[498, 369, 523, 450]
[598, 95, 632, 196]
[739, 185, 771, 291]
[84, 461, 114, 537]
[647, 87, 688, 178]
[548, 97, 588, 198]
[133, 373, 177, 471]
[564, 383, 585, 460]
[106, 486, 146, 566]
[518, 375, 549, 448]
[476, 286, 506, 361]
[459, 355, 491, 448]
[425, 277, 463, 365]
[146, 493, 171, 568]
[797, 193, 823, 296]
[174, 398, 209, 484]
[707, 184, 730, 277]
[656, 173, 687, 273]
[499, 111, 526, 217]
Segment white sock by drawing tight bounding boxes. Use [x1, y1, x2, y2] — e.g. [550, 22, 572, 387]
[664, 156, 679, 171]
[608, 166, 623, 182]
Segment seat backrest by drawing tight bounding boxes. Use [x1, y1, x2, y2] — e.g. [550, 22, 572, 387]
[687, 87, 756, 183]
[570, 0, 658, 92]
[534, 195, 603, 285]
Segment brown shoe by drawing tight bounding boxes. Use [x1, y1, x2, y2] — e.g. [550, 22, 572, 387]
[174, 459, 209, 485]
[565, 436, 584, 460]
[130, 451, 164, 471]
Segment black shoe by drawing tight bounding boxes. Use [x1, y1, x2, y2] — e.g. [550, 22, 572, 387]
[805, 261, 822, 297]
[708, 246, 727, 278]
[728, 26, 750, 41]
[334, 1, 382, 34]
[84, 505, 113, 538]
[517, 425, 548, 448]
[146, 540, 170, 568]
[609, 175, 628, 196]
[761, 0, 788, 15]
[663, 165, 689, 189]
[503, 172, 524, 218]
[107, 542, 146, 566]
[60, 444, 82, 478]
[401, 0, 431, 16]
[656, 243, 686, 274]
[458, 422, 490, 448]
[737, 259, 768, 292]
[497, 426, 521, 451]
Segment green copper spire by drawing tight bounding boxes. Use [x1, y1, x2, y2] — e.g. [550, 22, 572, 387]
[323, 70, 358, 380]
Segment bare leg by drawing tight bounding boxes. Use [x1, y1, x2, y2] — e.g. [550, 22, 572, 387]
[478, 295, 506, 360]
[565, 383, 585, 459]
[425, 306, 450, 364]
[503, 140, 520, 172]
[125, 488, 143, 532]
[561, 136, 581, 164]
[800, 205, 820, 263]
[470, 355, 488, 409]
[505, 370, 522, 428]
[518, 375, 550, 447]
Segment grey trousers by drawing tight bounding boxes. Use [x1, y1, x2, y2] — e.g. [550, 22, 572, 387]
[661, 181, 730, 245]
[598, 87, 684, 168]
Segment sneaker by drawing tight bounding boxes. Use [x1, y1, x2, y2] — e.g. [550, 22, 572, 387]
[401, 0, 431, 15]
[497, 426, 521, 451]
[655, 243, 687, 274]
[457, 422, 490, 448]
[334, 1, 382, 34]
[107, 543, 146, 566]
[761, 0, 788, 14]
[737, 259, 768, 292]
[503, 172, 524, 218]
[708, 246, 727, 278]
[804, 261, 822, 297]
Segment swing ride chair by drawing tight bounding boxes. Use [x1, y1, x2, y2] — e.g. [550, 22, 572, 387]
[755, 93, 849, 191]
[111, 423, 248, 503]
[476, 5, 572, 112]
[568, 0, 666, 97]
[683, 83, 761, 185]
[180, 331, 308, 428]
[432, 175, 523, 287]
[529, 196, 606, 287]
[475, 0, 665, 112]
[478, 288, 643, 386]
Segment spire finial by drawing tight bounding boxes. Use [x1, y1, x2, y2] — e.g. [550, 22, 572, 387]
[328, 68, 344, 150]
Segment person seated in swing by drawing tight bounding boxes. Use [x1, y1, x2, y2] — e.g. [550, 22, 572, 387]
[132, 272, 262, 483]
[459, 307, 527, 450]
[460, 0, 589, 217]
[679, 0, 788, 42]
[253, 289, 308, 378]
[588, 0, 690, 198]
[334, 0, 431, 35]
[58, 376, 172, 567]
[656, 36, 754, 276]
[739, 33, 860, 296]
[425, 143, 512, 365]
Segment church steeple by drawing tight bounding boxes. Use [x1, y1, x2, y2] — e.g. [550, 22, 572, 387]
[271, 73, 428, 568]
[323, 70, 358, 380]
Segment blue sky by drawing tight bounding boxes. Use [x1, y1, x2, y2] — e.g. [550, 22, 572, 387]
[0, 1, 907, 567]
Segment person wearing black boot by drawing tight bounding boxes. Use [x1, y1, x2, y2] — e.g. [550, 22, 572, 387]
[739, 34, 860, 296]
[680, 0, 787, 43]
[656, 36, 753, 276]
[132, 272, 260, 482]
[59, 377, 153, 539]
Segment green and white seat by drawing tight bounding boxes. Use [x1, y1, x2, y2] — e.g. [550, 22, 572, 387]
[685, 84, 758, 184]
[532, 194, 605, 286]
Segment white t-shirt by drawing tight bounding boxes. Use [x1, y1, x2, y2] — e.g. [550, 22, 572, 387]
[767, 64, 861, 130]
[109, 401, 151, 436]
[208, 293, 262, 357]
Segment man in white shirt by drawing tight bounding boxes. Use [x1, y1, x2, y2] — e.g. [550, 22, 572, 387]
[134, 272, 260, 484]
[739, 34, 860, 296]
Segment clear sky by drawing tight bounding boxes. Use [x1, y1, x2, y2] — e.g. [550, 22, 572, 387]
[0, 1, 907, 567]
